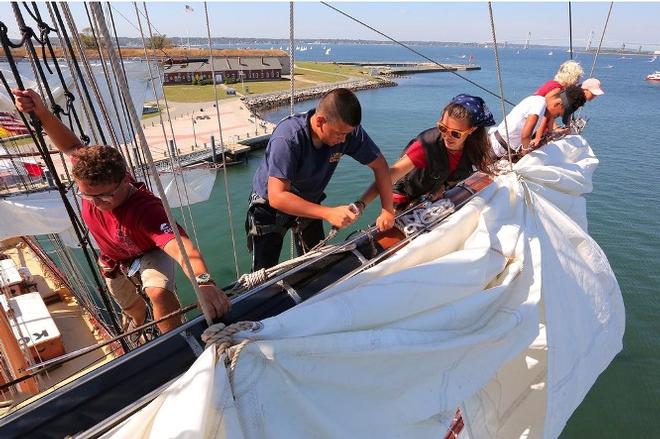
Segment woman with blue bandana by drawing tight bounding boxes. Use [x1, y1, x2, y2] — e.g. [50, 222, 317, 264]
[359, 94, 495, 211]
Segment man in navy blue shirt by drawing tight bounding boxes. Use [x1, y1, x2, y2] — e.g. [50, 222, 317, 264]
[246, 88, 394, 270]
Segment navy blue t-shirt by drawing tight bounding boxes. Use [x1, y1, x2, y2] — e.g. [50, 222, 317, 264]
[252, 110, 381, 203]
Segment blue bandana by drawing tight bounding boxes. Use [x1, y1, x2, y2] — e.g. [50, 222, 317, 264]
[449, 94, 496, 127]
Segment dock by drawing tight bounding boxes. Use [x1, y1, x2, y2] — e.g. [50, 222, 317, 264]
[151, 134, 270, 171]
[335, 61, 481, 75]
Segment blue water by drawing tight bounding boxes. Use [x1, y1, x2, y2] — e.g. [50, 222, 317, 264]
[168, 45, 660, 436]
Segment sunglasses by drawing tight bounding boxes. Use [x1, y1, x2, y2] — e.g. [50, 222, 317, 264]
[75, 181, 123, 202]
[437, 122, 472, 140]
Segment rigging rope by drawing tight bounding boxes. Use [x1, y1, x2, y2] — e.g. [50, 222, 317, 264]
[588, 2, 613, 78]
[289, 1, 295, 259]
[46, 3, 98, 144]
[106, 2, 149, 189]
[140, 2, 200, 247]
[204, 1, 241, 278]
[84, 4, 137, 177]
[487, 2, 515, 169]
[131, 2, 198, 251]
[62, 3, 120, 149]
[289, 2, 295, 116]
[79, 4, 123, 151]
[576, 1, 613, 123]
[320, 1, 515, 106]
[568, 2, 574, 60]
[88, 2, 214, 325]
[49, 2, 107, 145]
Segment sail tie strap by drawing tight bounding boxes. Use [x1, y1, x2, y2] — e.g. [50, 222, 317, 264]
[202, 321, 261, 385]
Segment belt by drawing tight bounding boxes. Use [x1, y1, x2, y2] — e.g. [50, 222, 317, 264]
[494, 131, 510, 150]
[494, 131, 523, 154]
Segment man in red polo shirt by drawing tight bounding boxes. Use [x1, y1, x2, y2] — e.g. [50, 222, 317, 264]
[13, 89, 230, 333]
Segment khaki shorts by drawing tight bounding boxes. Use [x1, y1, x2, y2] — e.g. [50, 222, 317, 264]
[105, 248, 176, 310]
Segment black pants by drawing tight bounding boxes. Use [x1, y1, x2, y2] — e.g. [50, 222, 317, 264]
[246, 203, 325, 271]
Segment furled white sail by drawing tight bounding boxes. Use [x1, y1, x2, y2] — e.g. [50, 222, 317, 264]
[107, 135, 624, 439]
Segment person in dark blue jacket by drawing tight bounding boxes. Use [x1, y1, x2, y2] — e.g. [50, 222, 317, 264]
[246, 88, 394, 270]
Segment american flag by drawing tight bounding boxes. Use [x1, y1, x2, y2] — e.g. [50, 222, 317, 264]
[184, 5, 194, 13]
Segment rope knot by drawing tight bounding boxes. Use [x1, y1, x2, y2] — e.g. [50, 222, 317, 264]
[202, 321, 259, 385]
[202, 320, 259, 350]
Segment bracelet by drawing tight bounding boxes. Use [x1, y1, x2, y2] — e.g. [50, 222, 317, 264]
[353, 200, 366, 211]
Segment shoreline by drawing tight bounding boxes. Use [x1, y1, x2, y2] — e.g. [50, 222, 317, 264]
[241, 77, 397, 113]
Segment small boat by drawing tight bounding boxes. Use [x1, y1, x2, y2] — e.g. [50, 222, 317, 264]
[649, 56, 657, 63]
[604, 65, 614, 69]
[646, 71, 660, 82]
[548, 51, 554, 56]
[325, 48, 331, 55]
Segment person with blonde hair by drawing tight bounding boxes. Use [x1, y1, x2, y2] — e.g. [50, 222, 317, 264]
[533, 60, 584, 143]
[535, 60, 584, 97]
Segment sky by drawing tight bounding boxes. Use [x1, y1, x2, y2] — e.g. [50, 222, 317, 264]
[1, 2, 659, 50]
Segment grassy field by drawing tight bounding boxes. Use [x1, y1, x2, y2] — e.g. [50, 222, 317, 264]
[295, 61, 367, 77]
[292, 67, 348, 83]
[163, 85, 237, 103]
[0, 135, 37, 148]
[163, 62, 372, 102]
[235, 81, 293, 95]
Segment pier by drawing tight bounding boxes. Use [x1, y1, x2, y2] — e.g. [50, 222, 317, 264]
[242, 78, 396, 113]
[150, 134, 270, 171]
[335, 61, 481, 76]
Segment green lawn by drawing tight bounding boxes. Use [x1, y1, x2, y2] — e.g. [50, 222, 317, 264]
[0, 135, 36, 148]
[163, 85, 236, 103]
[236, 80, 295, 95]
[295, 61, 368, 77]
[163, 62, 373, 101]
[293, 67, 348, 83]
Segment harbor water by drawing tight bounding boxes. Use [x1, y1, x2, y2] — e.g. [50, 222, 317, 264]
[127, 45, 660, 435]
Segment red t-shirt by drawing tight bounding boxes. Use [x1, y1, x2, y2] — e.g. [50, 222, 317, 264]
[393, 140, 464, 204]
[534, 79, 562, 96]
[82, 181, 186, 268]
[405, 139, 463, 174]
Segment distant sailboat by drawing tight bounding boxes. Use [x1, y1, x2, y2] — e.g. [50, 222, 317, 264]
[649, 56, 657, 63]
[516, 50, 520, 55]
[325, 48, 331, 55]
[548, 51, 554, 56]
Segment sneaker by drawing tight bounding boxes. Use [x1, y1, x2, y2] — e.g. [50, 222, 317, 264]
[121, 314, 145, 348]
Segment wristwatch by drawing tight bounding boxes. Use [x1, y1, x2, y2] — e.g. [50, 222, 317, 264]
[352, 200, 366, 214]
[195, 273, 215, 286]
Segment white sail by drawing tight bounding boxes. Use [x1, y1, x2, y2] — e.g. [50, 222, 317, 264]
[108, 135, 624, 439]
[0, 166, 217, 243]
